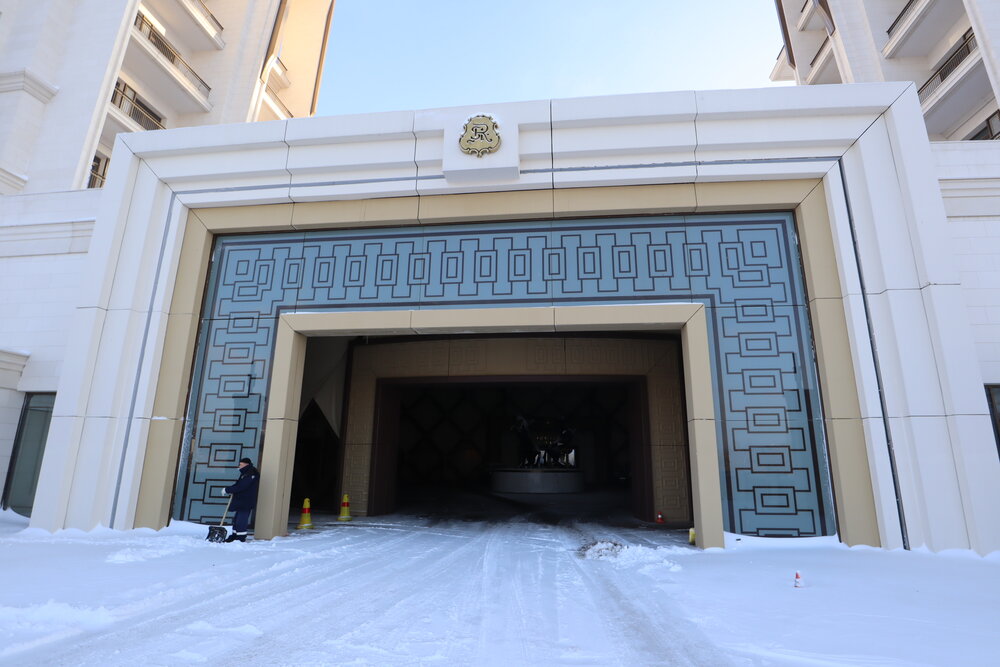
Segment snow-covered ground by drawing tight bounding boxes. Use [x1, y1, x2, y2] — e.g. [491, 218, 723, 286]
[1, 500, 997, 666]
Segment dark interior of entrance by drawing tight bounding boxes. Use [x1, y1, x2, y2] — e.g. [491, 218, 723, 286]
[370, 378, 652, 521]
[290, 400, 342, 511]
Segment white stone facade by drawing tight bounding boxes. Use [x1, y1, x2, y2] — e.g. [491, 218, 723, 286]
[774, 0, 1000, 140]
[0, 0, 333, 194]
[0, 0, 333, 513]
[0, 190, 97, 503]
[0, 82, 991, 554]
[770, 0, 1000, 556]
[934, 141, 1000, 382]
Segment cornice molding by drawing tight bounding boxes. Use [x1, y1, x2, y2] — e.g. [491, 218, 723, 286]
[0, 220, 94, 258]
[0, 349, 30, 380]
[0, 165, 28, 193]
[0, 68, 59, 104]
[117, 83, 911, 201]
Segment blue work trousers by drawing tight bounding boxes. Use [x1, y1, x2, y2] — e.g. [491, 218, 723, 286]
[233, 509, 253, 534]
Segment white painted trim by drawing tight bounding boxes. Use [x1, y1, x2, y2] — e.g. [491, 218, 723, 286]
[175, 0, 226, 49]
[264, 305, 723, 548]
[820, 166, 905, 551]
[0, 221, 94, 258]
[882, 0, 933, 59]
[0, 68, 59, 103]
[0, 351, 30, 386]
[0, 166, 28, 193]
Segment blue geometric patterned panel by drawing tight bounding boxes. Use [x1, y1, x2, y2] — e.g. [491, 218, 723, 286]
[173, 214, 836, 536]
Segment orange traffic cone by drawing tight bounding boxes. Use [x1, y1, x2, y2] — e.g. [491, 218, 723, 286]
[655, 511, 665, 524]
[794, 571, 803, 588]
[297, 498, 313, 529]
[337, 493, 352, 522]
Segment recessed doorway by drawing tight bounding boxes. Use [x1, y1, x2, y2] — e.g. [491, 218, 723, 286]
[367, 376, 655, 522]
[333, 334, 693, 527]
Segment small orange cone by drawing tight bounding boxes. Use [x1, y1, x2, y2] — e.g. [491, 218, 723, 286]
[337, 493, 352, 522]
[655, 511, 665, 524]
[794, 571, 803, 588]
[296, 498, 313, 530]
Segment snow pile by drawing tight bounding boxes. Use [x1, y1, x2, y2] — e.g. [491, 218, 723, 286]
[579, 539, 684, 573]
[578, 539, 624, 559]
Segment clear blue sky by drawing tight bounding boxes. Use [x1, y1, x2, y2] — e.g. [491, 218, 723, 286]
[316, 0, 787, 116]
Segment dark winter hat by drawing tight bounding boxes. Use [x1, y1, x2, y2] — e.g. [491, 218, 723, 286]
[239, 457, 253, 465]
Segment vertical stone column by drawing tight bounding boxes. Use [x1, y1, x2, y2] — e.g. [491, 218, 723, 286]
[964, 0, 1000, 103]
[828, 0, 890, 83]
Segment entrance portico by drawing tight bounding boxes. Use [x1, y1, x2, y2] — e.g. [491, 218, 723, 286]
[27, 85, 1000, 555]
[250, 306, 721, 543]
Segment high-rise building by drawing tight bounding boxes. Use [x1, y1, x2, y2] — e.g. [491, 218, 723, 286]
[0, 0, 334, 194]
[772, 0, 1000, 141]
[0, 0, 333, 515]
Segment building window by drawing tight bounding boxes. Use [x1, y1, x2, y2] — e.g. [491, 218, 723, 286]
[968, 110, 1000, 141]
[88, 153, 109, 189]
[1, 393, 55, 517]
[111, 79, 164, 131]
[988, 386, 1000, 458]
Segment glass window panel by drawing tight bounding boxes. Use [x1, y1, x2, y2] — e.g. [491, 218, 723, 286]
[2, 393, 55, 517]
[988, 386, 1000, 459]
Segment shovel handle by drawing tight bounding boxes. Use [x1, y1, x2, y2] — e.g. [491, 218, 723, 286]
[218, 494, 233, 526]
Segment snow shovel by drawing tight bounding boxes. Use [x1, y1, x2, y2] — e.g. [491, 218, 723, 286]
[206, 495, 233, 543]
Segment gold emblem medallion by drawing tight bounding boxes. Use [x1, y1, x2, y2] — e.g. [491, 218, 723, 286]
[459, 114, 501, 157]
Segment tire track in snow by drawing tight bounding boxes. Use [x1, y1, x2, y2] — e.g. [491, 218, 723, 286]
[302, 519, 500, 665]
[14, 516, 736, 666]
[473, 517, 532, 665]
[471, 517, 618, 666]
[559, 524, 737, 667]
[199, 518, 499, 665]
[16, 522, 446, 666]
[43, 519, 496, 666]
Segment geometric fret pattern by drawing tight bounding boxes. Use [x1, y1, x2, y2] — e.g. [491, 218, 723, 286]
[173, 213, 836, 536]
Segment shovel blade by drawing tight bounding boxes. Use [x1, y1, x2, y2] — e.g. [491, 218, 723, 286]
[206, 525, 228, 543]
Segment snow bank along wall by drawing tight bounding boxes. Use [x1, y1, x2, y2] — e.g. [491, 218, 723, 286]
[12, 84, 1000, 555]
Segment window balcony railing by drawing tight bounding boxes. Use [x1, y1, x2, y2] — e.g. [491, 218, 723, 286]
[970, 110, 1000, 141]
[887, 0, 919, 36]
[111, 85, 165, 131]
[88, 169, 106, 189]
[88, 154, 109, 188]
[192, 0, 223, 34]
[134, 12, 211, 97]
[918, 30, 977, 102]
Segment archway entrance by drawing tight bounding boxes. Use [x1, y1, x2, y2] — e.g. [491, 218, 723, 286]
[242, 304, 725, 546]
[368, 376, 656, 521]
[337, 335, 692, 526]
